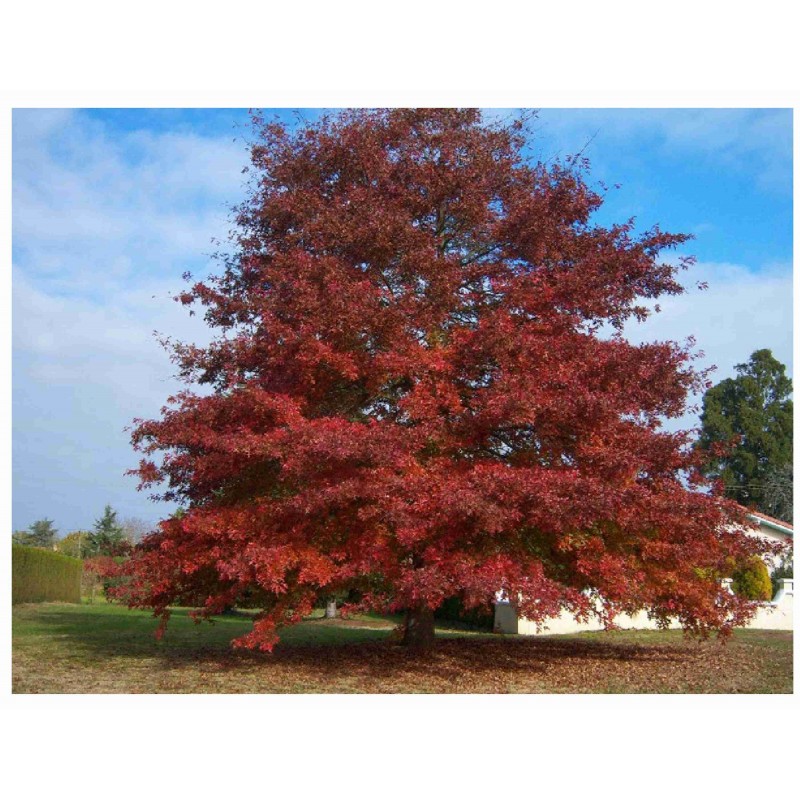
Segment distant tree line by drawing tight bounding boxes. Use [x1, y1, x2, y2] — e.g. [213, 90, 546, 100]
[12, 505, 152, 558]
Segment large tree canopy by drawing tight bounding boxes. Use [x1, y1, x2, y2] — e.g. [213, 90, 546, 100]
[118, 108, 770, 650]
[697, 349, 793, 515]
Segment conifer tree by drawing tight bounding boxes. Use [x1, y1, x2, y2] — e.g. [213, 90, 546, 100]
[88, 505, 128, 556]
[698, 349, 792, 515]
[12, 518, 58, 548]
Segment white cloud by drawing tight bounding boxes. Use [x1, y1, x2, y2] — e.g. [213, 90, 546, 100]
[623, 260, 793, 430]
[13, 109, 249, 278]
[531, 108, 792, 193]
[12, 263, 215, 529]
[12, 110, 246, 530]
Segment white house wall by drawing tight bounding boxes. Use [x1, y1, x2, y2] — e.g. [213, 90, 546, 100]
[494, 518, 793, 636]
[496, 581, 793, 635]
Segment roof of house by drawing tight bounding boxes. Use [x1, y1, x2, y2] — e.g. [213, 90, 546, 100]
[748, 510, 793, 537]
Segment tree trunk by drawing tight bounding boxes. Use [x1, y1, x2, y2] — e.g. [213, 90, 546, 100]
[324, 599, 338, 619]
[401, 607, 436, 651]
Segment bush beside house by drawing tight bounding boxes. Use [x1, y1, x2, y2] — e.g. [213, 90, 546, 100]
[731, 556, 773, 601]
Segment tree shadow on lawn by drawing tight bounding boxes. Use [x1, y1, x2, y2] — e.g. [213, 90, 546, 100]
[18, 604, 715, 688]
[270, 635, 705, 689]
[19, 605, 393, 657]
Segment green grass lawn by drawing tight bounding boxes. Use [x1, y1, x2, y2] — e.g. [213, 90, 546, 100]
[12, 600, 792, 694]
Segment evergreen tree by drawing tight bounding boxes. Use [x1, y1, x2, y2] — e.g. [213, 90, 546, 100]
[697, 349, 793, 513]
[87, 505, 128, 556]
[12, 518, 58, 548]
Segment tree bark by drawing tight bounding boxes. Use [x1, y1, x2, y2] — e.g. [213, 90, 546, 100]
[401, 607, 436, 651]
[324, 599, 338, 619]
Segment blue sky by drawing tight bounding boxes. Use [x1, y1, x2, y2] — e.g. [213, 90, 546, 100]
[12, 108, 793, 534]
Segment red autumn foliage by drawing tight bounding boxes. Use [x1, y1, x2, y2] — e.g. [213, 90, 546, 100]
[117, 109, 772, 650]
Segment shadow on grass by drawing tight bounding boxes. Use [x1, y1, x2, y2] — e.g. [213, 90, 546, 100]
[17, 604, 393, 656]
[13, 602, 714, 685]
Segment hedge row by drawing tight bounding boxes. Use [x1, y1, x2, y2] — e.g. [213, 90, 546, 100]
[12, 545, 82, 604]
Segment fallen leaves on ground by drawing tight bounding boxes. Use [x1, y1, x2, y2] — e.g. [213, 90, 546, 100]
[13, 622, 792, 694]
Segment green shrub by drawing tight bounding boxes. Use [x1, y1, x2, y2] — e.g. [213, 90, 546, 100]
[731, 556, 773, 601]
[12, 545, 82, 604]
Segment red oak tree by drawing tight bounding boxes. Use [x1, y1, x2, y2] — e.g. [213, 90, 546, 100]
[118, 108, 772, 651]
